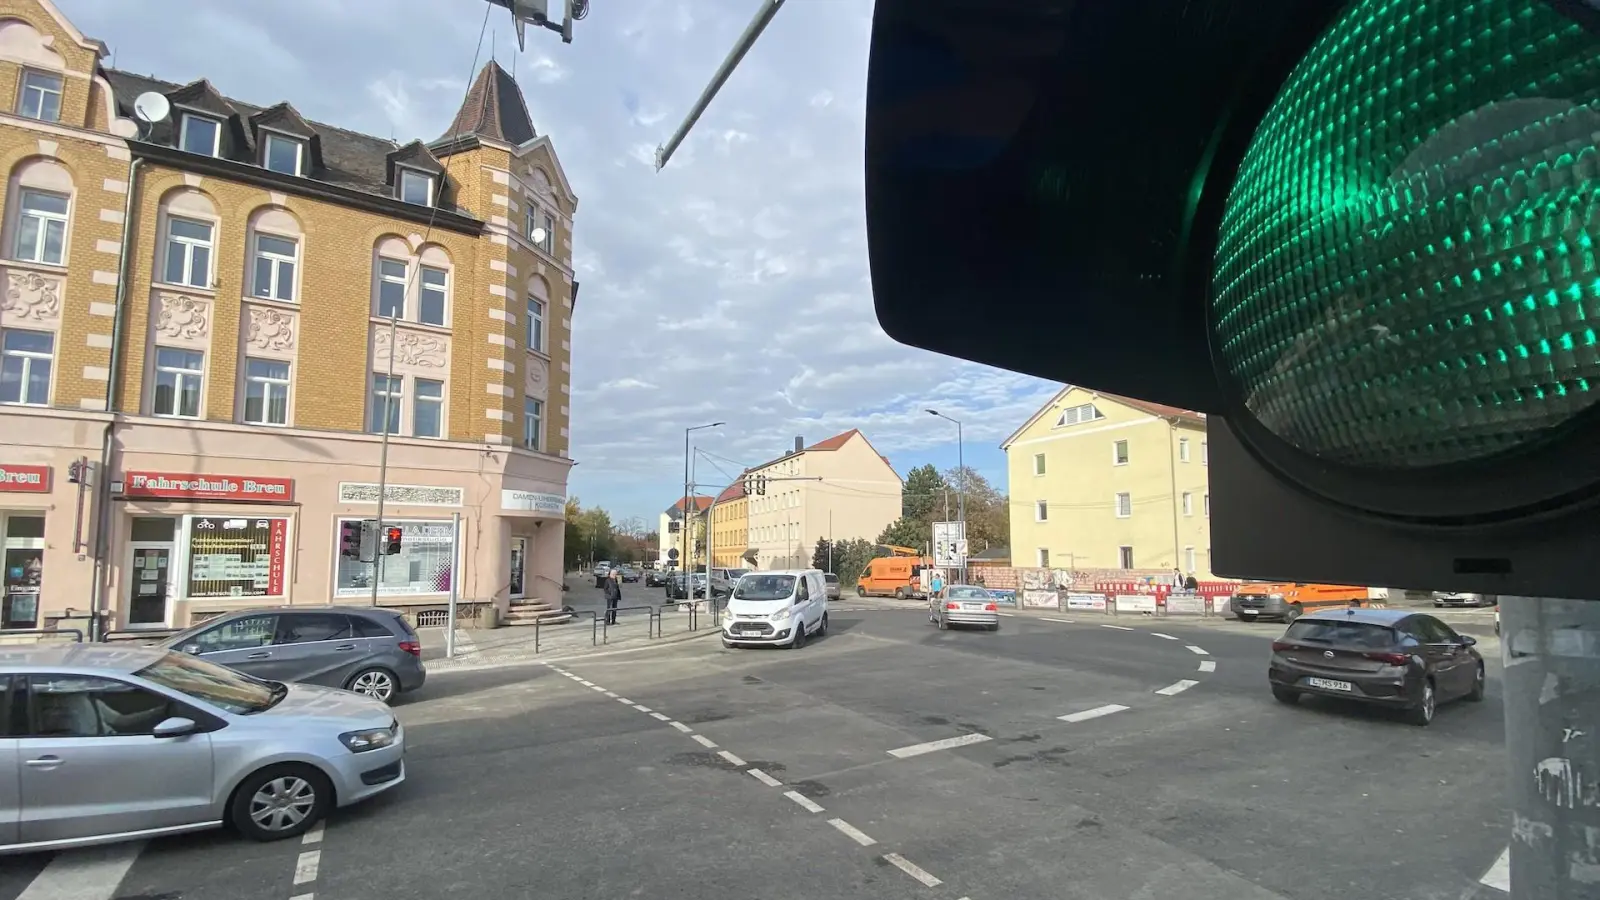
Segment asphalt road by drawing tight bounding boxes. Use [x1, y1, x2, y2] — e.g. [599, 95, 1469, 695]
[3, 607, 1509, 900]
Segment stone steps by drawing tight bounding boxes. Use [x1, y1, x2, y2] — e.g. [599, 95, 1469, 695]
[503, 601, 574, 626]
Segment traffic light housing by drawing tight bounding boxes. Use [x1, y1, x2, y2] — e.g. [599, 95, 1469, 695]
[339, 521, 363, 560]
[383, 526, 403, 556]
[865, 0, 1600, 600]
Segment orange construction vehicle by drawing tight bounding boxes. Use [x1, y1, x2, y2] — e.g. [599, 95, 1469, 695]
[855, 545, 932, 600]
[1230, 581, 1374, 622]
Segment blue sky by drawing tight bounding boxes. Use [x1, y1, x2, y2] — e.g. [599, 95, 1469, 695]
[59, 0, 1059, 525]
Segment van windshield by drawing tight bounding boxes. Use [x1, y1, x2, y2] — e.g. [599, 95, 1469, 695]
[734, 574, 795, 601]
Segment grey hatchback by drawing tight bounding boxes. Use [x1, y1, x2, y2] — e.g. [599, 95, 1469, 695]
[157, 607, 426, 704]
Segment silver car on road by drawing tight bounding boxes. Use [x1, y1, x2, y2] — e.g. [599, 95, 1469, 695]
[0, 644, 406, 854]
[930, 584, 1001, 631]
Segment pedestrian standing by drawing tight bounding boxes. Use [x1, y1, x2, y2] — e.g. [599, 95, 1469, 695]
[931, 569, 945, 600]
[604, 568, 622, 625]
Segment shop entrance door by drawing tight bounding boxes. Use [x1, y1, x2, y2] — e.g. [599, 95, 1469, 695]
[127, 517, 177, 628]
[2, 514, 45, 631]
[509, 537, 528, 601]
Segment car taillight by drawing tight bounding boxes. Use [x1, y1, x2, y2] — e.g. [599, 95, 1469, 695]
[1364, 651, 1411, 666]
[946, 602, 960, 610]
[399, 640, 422, 657]
[984, 603, 998, 611]
[1271, 641, 1295, 652]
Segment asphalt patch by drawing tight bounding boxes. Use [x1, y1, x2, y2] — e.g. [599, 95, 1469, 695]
[1004, 733, 1043, 743]
[667, 750, 742, 770]
[921, 715, 950, 726]
[993, 745, 1075, 768]
[741, 675, 764, 684]
[745, 759, 787, 775]
[788, 779, 831, 799]
[684, 710, 732, 724]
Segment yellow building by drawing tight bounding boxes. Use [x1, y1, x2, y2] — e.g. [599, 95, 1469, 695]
[711, 479, 748, 568]
[1002, 387, 1212, 578]
[0, 0, 581, 633]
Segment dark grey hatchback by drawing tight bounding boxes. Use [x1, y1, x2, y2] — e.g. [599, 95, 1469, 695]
[157, 606, 427, 704]
[1268, 608, 1484, 726]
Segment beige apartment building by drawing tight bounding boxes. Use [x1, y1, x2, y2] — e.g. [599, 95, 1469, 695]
[0, 0, 580, 634]
[744, 430, 900, 570]
[1002, 387, 1212, 578]
[656, 495, 710, 570]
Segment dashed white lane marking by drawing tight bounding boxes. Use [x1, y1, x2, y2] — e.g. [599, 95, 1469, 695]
[589, 685, 607, 692]
[16, 842, 144, 900]
[290, 894, 314, 900]
[1058, 704, 1130, 723]
[1101, 624, 1135, 631]
[887, 732, 993, 758]
[883, 853, 943, 887]
[669, 720, 694, 733]
[649, 711, 671, 721]
[633, 704, 653, 713]
[293, 850, 320, 885]
[302, 821, 324, 844]
[748, 767, 784, 787]
[1198, 659, 1217, 673]
[1186, 645, 1209, 656]
[718, 750, 747, 767]
[1156, 679, 1200, 696]
[602, 690, 618, 697]
[1150, 632, 1179, 640]
[577, 679, 594, 686]
[784, 790, 825, 813]
[1040, 616, 1075, 623]
[828, 818, 878, 846]
[1480, 846, 1511, 892]
[691, 733, 718, 748]
[615, 696, 633, 704]
[997, 612, 1016, 617]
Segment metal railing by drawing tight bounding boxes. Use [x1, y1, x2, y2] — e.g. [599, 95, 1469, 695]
[592, 605, 662, 646]
[0, 627, 85, 644]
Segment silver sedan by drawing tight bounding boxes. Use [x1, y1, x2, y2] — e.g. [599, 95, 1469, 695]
[1, 643, 406, 854]
[930, 585, 1001, 631]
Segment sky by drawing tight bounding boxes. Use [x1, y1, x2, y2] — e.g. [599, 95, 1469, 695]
[58, 0, 1060, 525]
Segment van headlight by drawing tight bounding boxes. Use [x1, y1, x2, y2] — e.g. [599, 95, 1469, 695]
[769, 606, 791, 622]
[722, 608, 734, 622]
[1268, 593, 1285, 601]
[339, 727, 396, 753]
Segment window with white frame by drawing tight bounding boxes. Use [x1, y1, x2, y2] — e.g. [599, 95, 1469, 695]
[376, 258, 407, 319]
[418, 266, 448, 326]
[1179, 437, 1190, 462]
[251, 234, 297, 302]
[13, 190, 68, 265]
[262, 133, 303, 176]
[370, 374, 401, 434]
[1033, 452, 1045, 476]
[1182, 492, 1193, 516]
[17, 70, 62, 122]
[242, 358, 289, 425]
[163, 217, 213, 288]
[526, 295, 544, 352]
[1202, 441, 1208, 465]
[152, 348, 204, 418]
[1037, 547, 1050, 567]
[1055, 402, 1104, 427]
[413, 378, 443, 438]
[1035, 500, 1048, 522]
[398, 169, 433, 206]
[0, 330, 53, 406]
[1113, 439, 1129, 465]
[524, 397, 543, 451]
[1204, 493, 1210, 517]
[533, 208, 554, 254]
[1119, 546, 1134, 569]
[1184, 546, 1196, 573]
[179, 114, 221, 157]
[1115, 492, 1132, 518]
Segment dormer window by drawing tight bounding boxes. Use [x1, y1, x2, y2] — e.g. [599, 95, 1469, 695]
[262, 133, 303, 176]
[17, 71, 62, 122]
[398, 169, 433, 206]
[179, 114, 221, 157]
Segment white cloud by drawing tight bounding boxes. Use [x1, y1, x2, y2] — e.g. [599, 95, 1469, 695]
[63, 0, 1056, 522]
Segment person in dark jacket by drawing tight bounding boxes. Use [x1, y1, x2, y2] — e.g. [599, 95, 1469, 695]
[603, 569, 622, 625]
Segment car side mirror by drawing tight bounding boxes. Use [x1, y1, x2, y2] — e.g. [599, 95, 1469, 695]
[1460, 635, 1478, 647]
[182, 643, 202, 655]
[153, 716, 198, 738]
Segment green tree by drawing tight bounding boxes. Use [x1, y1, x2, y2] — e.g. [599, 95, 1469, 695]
[902, 464, 950, 524]
[875, 517, 927, 550]
[831, 538, 879, 588]
[943, 466, 1010, 550]
[562, 497, 585, 571]
[812, 537, 834, 572]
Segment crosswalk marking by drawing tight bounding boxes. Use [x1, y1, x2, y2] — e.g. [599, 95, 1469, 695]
[17, 841, 143, 900]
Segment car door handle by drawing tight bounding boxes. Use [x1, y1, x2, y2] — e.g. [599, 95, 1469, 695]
[25, 756, 62, 769]
[333, 644, 357, 651]
[246, 651, 271, 659]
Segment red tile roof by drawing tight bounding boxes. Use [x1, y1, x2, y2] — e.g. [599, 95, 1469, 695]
[667, 495, 714, 515]
[715, 482, 746, 503]
[1098, 392, 1204, 422]
[805, 429, 860, 451]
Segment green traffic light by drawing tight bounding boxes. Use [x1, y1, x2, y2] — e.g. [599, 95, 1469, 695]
[1212, 0, 1600, 469]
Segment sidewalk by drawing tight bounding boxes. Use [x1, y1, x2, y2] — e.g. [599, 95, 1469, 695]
[417, 598, 723, 671]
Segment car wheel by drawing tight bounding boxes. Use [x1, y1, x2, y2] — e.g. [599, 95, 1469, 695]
[790, 620, 807, 650]
[1284, 603, 1304, 623]
[989, 621, 1000, 632]
[1408, 680, 1437, 726]
[1270, 685, 1299, 704]
[1467, 664, 1486, 702]
[937, 613, 949, 630]
[816, 613, 828, 638]
[894, 587, 907, 600]
[856, 585, 866, 597]
[346, 667, 399, 704]
[230, 763, 331, 842]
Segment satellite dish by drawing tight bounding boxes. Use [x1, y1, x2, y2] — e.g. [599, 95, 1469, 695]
[133, 91, 170, 125]
[530, 227, 547, 245]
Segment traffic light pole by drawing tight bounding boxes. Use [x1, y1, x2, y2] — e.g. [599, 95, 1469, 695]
[370, 315, 398, 607]
[1499, 596, 1600, 899]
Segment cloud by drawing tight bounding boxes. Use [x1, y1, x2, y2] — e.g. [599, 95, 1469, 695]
[62, 0, 1057, 523]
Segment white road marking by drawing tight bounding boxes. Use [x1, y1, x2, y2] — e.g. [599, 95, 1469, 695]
[302, 821, 325, 844]
[1151, 632, 1179, 640]
[633, 704, 653, 713]
[615, 697, 633, 704]
[1101, 624, 1135, 631]
[669, 720, 694, 733]
[1480, 846, 1511, 892]
[748, 767, 784, 787]
[1198, 659, 1217, 673]
[577, 679, 594, 686]
[1058, 704, 1130, 723]
[1186, 645, 1209, 656]
[602, 690, 618, 697]
[294, 850, 320, 884]
[718, 750, 747, 766]
[883, 853, 943, 887]
[1040, 616, 1075, 623]
[887, 732, 993, 758]
[17, 842, 144, 900]
[1156, 679, 1200, 696]
[784, 790, 825, 813]
[649, 712, 671, 721]
[997, 612, 1016, 617]
[589, 685, 607, 692]
[828, 818, 878, 846]
[290, 894, 314, 900]
[691, 734, 718, 748]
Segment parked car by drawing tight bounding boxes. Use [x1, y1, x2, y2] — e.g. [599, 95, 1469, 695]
[0, 644, 405, 853]
[929, 584, 1000, 631]
[615, 566, 641, 583]
[823, 572, 841, 601]
[646, 569, 669, 587]
[721, 569, 829, 648]
[157, 607, 426, 705]
[1433, 591, 1496, 608]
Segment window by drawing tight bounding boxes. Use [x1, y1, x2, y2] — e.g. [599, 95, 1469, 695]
[152, 348, 203, 418]
[1184, 546, 1196, 573]
[1119, 546, 1135, 569]
[534, 209, 555, 254]
[1179, 438, 1190, 462]
[1182, 492, 1193, 516]
[524, 397, 543, 451]
[1035, 500, 1048, 522]
[179, 114, 221, 157]
[13, 190, 68, 265]
[26, 675, 177, 737]
[398, 169, 433, 206]
[1037, 548, 1050, 567]
[526, 296, 545, 352]
[163, 217, 213, 288]
[189, 614, 278, 653]
[1, 330, 53, 406]
[419, 266, 448, 326]
[1113, 439, 1129, 465]
[1204, 493, 1210, 517]
[1033, 453, 1045, 476]
[187, 517, 289, 599]
[370, 374, 401, 434]
[2, 515, 43, 630]
[333, 518, 457, 597]
[251, 234, 297, 302]
[262, 133, 303, 176]
[413, 378, 443, 438]
[17, 70, 62, 122]
[376, 258, 407, 318]
[276, 613, 352, 644]
[1115, 492, 1132, 518]
[242, 358, 289, 425]
[1202, 441, 1209, 465]
[1055, 402, 1104, 427]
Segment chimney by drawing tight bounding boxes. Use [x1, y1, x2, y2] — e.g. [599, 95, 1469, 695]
[794, 436, 804, 453]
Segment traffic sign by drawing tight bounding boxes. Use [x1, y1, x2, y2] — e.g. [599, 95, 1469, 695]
[932, 521, 965, 569]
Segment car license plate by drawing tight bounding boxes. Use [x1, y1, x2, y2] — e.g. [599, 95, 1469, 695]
[1306, 677, 1353, 692]
[963, 603, 982, 610]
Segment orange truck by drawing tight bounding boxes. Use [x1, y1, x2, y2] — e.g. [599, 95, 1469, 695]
[855, 545, 932, 600]
[1229, 581, 1374, 622]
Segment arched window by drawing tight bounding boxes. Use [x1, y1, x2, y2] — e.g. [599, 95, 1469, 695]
[525, 275, 549, 353]
[157, 188, 219, 290]
[6, 158, 73, 266]
[246, 206, 303, 303]
[370, 237, 452, 328]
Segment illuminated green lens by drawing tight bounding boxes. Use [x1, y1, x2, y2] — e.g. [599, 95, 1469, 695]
[1212, 0, 1600, 468]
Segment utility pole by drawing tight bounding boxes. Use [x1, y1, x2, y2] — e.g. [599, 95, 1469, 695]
[371, 315, 398, 607]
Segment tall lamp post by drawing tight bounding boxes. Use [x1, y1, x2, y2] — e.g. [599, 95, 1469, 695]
[926, 409, 966, 582]
[683, 422, 723, 577]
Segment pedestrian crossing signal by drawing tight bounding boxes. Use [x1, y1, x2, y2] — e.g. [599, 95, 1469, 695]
[383, 526, 403, 556]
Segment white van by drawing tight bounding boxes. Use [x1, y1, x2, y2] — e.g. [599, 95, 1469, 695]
[721, 569, 829, 649]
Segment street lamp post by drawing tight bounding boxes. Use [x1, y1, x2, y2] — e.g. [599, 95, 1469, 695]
[926, 409, 966, 582]
[683, 422, 723, 576]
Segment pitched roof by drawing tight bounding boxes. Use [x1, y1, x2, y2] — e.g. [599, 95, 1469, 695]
[1000, 386, 1205, 448]
[715, 481, 747, 503]
[435, 60, 537, 147]
[806, 429, 860, 452]
[665, 495, 714, 517]
[748, 429, 899, 479]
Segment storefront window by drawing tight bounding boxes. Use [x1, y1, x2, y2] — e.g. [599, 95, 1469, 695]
[333, 517, 455, 597]
[2, 515, 45, 629]
[185, 516, 290, 599]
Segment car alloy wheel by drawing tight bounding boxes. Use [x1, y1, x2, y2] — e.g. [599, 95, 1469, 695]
[349, 668, 397, 703]
[250, 775, 317, 833]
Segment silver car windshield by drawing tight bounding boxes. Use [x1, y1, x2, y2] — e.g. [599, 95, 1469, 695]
[136, 650, 280, 715]
[947, 587, 988, 599]
[734, 575, 795, 601]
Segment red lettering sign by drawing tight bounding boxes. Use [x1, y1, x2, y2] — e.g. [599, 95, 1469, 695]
[268, 518, 288, 596]
[0, 464, 51, 494]
[122, 471, 295, 502]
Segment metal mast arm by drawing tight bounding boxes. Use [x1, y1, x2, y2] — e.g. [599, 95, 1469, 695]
[654, 0, 786, 171]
